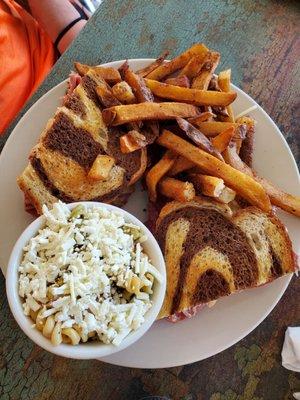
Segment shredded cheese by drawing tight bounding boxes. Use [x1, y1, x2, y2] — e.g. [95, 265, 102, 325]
[18, 201, 162, 346]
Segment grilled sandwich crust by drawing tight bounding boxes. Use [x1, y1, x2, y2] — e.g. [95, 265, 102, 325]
[156, 198, 295, 319]
[18, 70, 146, 214]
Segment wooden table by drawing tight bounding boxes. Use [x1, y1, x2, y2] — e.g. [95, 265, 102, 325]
[1, 1, 299, 399]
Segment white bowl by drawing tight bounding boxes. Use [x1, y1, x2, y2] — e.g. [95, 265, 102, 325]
[6, 201, 166, 360]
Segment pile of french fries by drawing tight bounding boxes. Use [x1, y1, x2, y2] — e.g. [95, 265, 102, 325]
[75, 44, 300, 217]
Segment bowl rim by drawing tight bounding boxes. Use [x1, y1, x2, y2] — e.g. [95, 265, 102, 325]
[5, 201, 166, 360]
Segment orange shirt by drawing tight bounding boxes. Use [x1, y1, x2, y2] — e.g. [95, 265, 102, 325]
[0, 0, 56, 134]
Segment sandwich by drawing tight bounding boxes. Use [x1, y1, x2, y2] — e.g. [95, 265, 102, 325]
[18, 68, 147, 214]
[156, 197, 295, 321]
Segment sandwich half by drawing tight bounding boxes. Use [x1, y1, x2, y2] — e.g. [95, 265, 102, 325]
[156, 197, 295, 321]
[18, 69, 147, 214]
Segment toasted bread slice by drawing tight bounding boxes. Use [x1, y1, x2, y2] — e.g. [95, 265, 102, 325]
[233, 207, 294, 282]
[18, 164, 58, 215]
[18, 69, 146, 214]
[156, 197, 295, 319]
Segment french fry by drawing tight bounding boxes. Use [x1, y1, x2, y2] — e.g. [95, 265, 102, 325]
[164, 75, 190, 88]
[168, 157, 195, 176]
[158, 177, 195, 202]
[136, 51, 169, 77]
[146, 43, 209, 80]
[111, 81, 136, 104]
[217, 69, 235, 122]
[189, 174, 225, 197]
[218, 187, 236, 203]
[157, 130, 271, 212]
[230, 116, 253, 156]
[129, 148, 148, 186]
[211, 127, 235, 152]
[176, 118, 223, 160]
[223, 143, 254, 174]
[224, 144, 300, 217]
[191, 121, 239, 136]
[178, 55, 206, 79]
[124, 68, 154, 102]
[208, 78, 231, 120]
[123, 68, 159, 139]
[188, 111, 215, 124]
[88, 155, 115, 181]
[192, 51, 220, 90]
[146, 150, 177, 202]
[120, 131, 146, 153]
[256, 176, 300, 217]
[145, 79, 237, 107]
[96, 85, 120, 107]
[118, 60, 129, 79]
[102, 102, 200, 126]
[74, 62, 121, 83]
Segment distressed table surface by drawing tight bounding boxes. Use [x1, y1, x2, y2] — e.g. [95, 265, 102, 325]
[1, 1, 299, 399]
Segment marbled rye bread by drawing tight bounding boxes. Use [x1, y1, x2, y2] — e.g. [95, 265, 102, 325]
[156, 197, 295, 319]
[18, 70, 146, 214]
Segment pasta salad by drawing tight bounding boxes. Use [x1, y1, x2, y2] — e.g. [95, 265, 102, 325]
[18, 202, 162, 346]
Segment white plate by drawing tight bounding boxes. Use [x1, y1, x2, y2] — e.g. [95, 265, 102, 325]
[0, 59, 299, 368]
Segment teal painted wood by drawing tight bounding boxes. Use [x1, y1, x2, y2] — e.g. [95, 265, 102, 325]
[1, 1, 299, 399]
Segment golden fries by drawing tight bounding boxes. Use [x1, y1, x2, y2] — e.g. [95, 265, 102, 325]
[157, 130, 271, 212]
[218, 187, 236, 203]
[223, 142, 253, 174]
[122, 68, 160, 140]
[124, 69, 154, 102]
[211, 127, 235, 152]
[74, 62, 121, 83]
[189, 174, 225, 197]
[168, 157, 195, 176]
[188, 111, 215, 124]
[178, 55, 206, 79]
[191, 121, 239, 136]
[147, 43, 209, 80]
[217, 69, 235, 122]
[164, 76, 190, 88]
[176, 117, 223, 160]
[145, 79, 237, 107]
[192, 51, 220, 90]
[102, 102, 200, 126]
[79, 45, 298, 219]
[190, 173, 236, 203]
[146, 150, 177, 202]
[120, 131, 146, 153]
[256, 176, 300, 217]
[88, 155, 115, 181]
[159, 177, 195, 202]
[136, 51, 169, 77]
[111, 81, 136, 104]
[224, 144, 300, 217]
